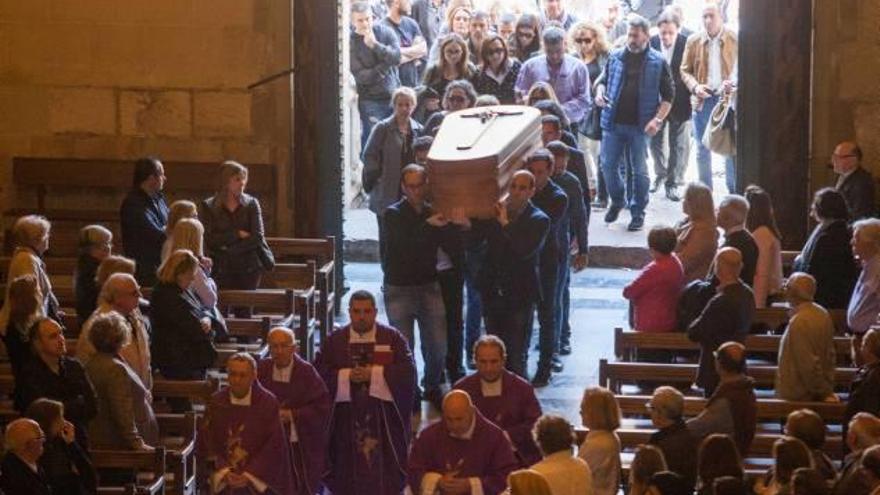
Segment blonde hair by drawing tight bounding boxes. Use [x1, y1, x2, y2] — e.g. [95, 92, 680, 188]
[581, 386, 621, 431]
[507, 469, 552, 495]
[171, 218, 205, 258]
[217, 160, 249, 197]
[683, 183, 717, 224]
[12, 215, 50, 249]
[157, 249, 199, 285]
[568, 20, 610, 58]
[166, 200, 198, 235]
[96, 255, 136, 288]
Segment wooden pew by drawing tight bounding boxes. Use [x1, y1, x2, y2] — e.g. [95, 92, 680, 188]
[91, 446, 166, 495]
[151, 377, 220, 406]
[612, 394, 846, 424]
[598, 359, 857, 393]
[613, 328, 853, 365]
[753, 306, 849, 335]
[781, 250, 799, 276]
[156, 413, 198, 495]
[260, 261, 320, 358]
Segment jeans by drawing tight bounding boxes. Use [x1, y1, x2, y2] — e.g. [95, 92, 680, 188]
[650, 118, 692, 188]
[693, 94, 736, 192]
[437, 268, 465, 378]
[383, 282, 447, 392]
[483, 292, 534, 378]
[601, 124, 650, 219]
[359, 97, 392, 150]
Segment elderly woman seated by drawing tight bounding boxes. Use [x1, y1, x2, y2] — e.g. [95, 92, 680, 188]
[86, 312, 157, 450]
[623, 226, 685, 333]
[0, 215, 62, 330]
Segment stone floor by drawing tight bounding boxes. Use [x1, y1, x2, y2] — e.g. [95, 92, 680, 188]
[341, 262, 637, 428]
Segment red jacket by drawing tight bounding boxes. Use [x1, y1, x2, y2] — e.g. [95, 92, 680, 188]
[623, 254, 685, 332]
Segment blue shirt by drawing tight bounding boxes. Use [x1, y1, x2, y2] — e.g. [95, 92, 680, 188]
[515, 54, 591, 123]
[381, 16, 424, 87]
[848, 254, 880, 334]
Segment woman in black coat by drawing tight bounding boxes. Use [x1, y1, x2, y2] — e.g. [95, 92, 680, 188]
[150, 249, 218, 383]
[792, 188, 859, 309]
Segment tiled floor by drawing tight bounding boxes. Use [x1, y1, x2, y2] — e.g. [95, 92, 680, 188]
[341, 262, 637, 427]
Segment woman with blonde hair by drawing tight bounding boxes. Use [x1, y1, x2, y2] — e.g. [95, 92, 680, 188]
[170, 218, 217, 309]
[161, 200, 198, 261]
[674, 183, 719, 283]
[423, 33, 477, 98]
[75, 224, 113, 325]
[629, 444, 668, 495]
[507, 469, 553, 495]
[201, 161, 274, 300]
[95, 255, 136, 290]
[578, 386, 622, 495]
[0, 215, 60, 331]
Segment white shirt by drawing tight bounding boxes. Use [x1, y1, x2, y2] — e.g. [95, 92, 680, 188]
[707, 33, 723, 90]
[480, 378, 502, 397]
[335, 326, 394, 403]
[532, 451, 595, 495]
[661, 42, 675, 64]
[578, 430, 621, 495]
[751, 226, 783, 308]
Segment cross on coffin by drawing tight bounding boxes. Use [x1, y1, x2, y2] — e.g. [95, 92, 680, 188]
[457, 109, 525, 150]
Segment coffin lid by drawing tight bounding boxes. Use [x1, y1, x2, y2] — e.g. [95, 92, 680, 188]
[427, 105, 542, 164]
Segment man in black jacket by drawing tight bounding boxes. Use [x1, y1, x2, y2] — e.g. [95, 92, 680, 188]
[647, 386, 699, 490]
[120, 156, 168, 286]
[688, 247, 755, 396]
[351, 1, 402, 148]
[0, 419, 51, 495]
[832, 141, 877, 221]
[649, 11, 691, 201]
[716, 194, 758, 287]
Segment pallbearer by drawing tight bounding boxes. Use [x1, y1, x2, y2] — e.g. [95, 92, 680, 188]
[315, 290, 417, 495]
[408, 390, 518, 495]
[257, 327, 331, 494]
[199, 353, 293, 494]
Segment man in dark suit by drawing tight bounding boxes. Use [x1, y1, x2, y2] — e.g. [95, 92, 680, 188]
[717, 195, 758, 287]
[0, 418, 52, 495]
[687, 247, 755, 397]
[649, 11, 691, 201]
[832, 141, 877, 221]
[470, 170, 550, 380]
[120, 156, 168, 286]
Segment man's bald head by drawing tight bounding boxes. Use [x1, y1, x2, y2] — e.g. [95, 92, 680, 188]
[715, 341, 746, 375]
[713, 247, 743, 283]
[267, 326, 297, 368]
[443, 390, 475, 436]
[833, 141, 862, 175]
[848, 412, 880, 451]
[5, 418, 44, 462]
[785, 272, 817, 304]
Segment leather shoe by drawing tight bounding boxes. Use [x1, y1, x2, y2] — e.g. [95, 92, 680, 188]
[628, 216, 645, 231]
[604, 204, 623, 223]
[531, 367, 552, 388]
[559, 343, 572, 355]
[666, 186, 681, 201]
[649, 176, 663, 193]
[551, 356, 564, 373]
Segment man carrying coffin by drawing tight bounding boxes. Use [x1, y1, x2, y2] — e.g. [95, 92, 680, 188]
[453, 335, 543, 466]
[408, 390, 518, 495]
[257, 327, 331, 494]
[199, 353, 293, 495]
[316, 290, 417, 495]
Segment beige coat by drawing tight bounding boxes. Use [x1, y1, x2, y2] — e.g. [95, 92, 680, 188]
[0, 247, 56, 331]
[680, 28, 738, 109]
[675, 218, 720, 283]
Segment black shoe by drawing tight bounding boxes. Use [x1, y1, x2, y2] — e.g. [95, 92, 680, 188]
[666, 186, 681, 201]
[649, 176, 663, 193]
[628, 216, 645, 231]
[551, 356, 564, 373]
[559, 343, 572, 355]
[604, 204, 623, 223]
[591, 198, 608, 209]
[531, 367, 552, 387]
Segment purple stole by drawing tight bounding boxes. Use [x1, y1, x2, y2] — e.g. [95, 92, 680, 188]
[315, 323, 417, 495]
[453, 371, 543, 466]
[257, 356, 331, 495]
[198, 382, 294, 494]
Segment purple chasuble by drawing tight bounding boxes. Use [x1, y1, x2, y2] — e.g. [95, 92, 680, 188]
[257, 355, 331, 495]
[407, 411, 519, 495]
[453, 370, 543, 465]
[315, 323, 417, 495]
[199, 382, 294, 495]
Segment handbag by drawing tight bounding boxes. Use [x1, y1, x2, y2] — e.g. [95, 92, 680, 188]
[579, 104, 602, 140]
[701, 94, 736, 156]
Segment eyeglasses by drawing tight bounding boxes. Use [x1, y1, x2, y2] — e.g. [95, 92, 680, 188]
[575, 38, 594, 44]
[447, 95, 467, 103]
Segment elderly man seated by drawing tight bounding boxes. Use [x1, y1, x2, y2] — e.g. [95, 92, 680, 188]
[834, 412, 880, 495]
[647, 386, 699, 490]
[775, 272, 837, 402]
[0, 418, 52, 494]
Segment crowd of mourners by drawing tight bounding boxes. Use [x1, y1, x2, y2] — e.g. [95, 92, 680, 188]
[0, 0, 879, 493]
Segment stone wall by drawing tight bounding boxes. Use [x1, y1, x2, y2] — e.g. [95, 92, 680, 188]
[0, 0, 294, 233]
[812, 0, 880, 194]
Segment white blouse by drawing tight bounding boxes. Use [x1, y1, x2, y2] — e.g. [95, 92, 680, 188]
[577, 430, 621, 495]
[751, 226, 784, 308]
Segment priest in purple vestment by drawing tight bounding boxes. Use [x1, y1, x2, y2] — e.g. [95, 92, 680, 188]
[257, 327, 331, 495]
[199, 353, 294, 495]
[408, 390, 518, 495]
[453, 335, 543, 466]
[315, 290, 417, 495]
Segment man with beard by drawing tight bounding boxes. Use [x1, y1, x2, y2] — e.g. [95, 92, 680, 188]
[381, 0, 427, 87]
[594, 14, 675, 231]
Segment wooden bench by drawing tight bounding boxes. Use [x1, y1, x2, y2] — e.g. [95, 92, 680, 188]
[612, 394, 846, 424]
[156, 413, 198, 495]
[91, 446, 166, 495]
[151, 377, 220, 406]
[781, 250, 799, 276]
[598, 359, 857, 393]
[613, 328, 853, 365]
[753, 307, 849, 335]
[260, 261, 320, 358]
